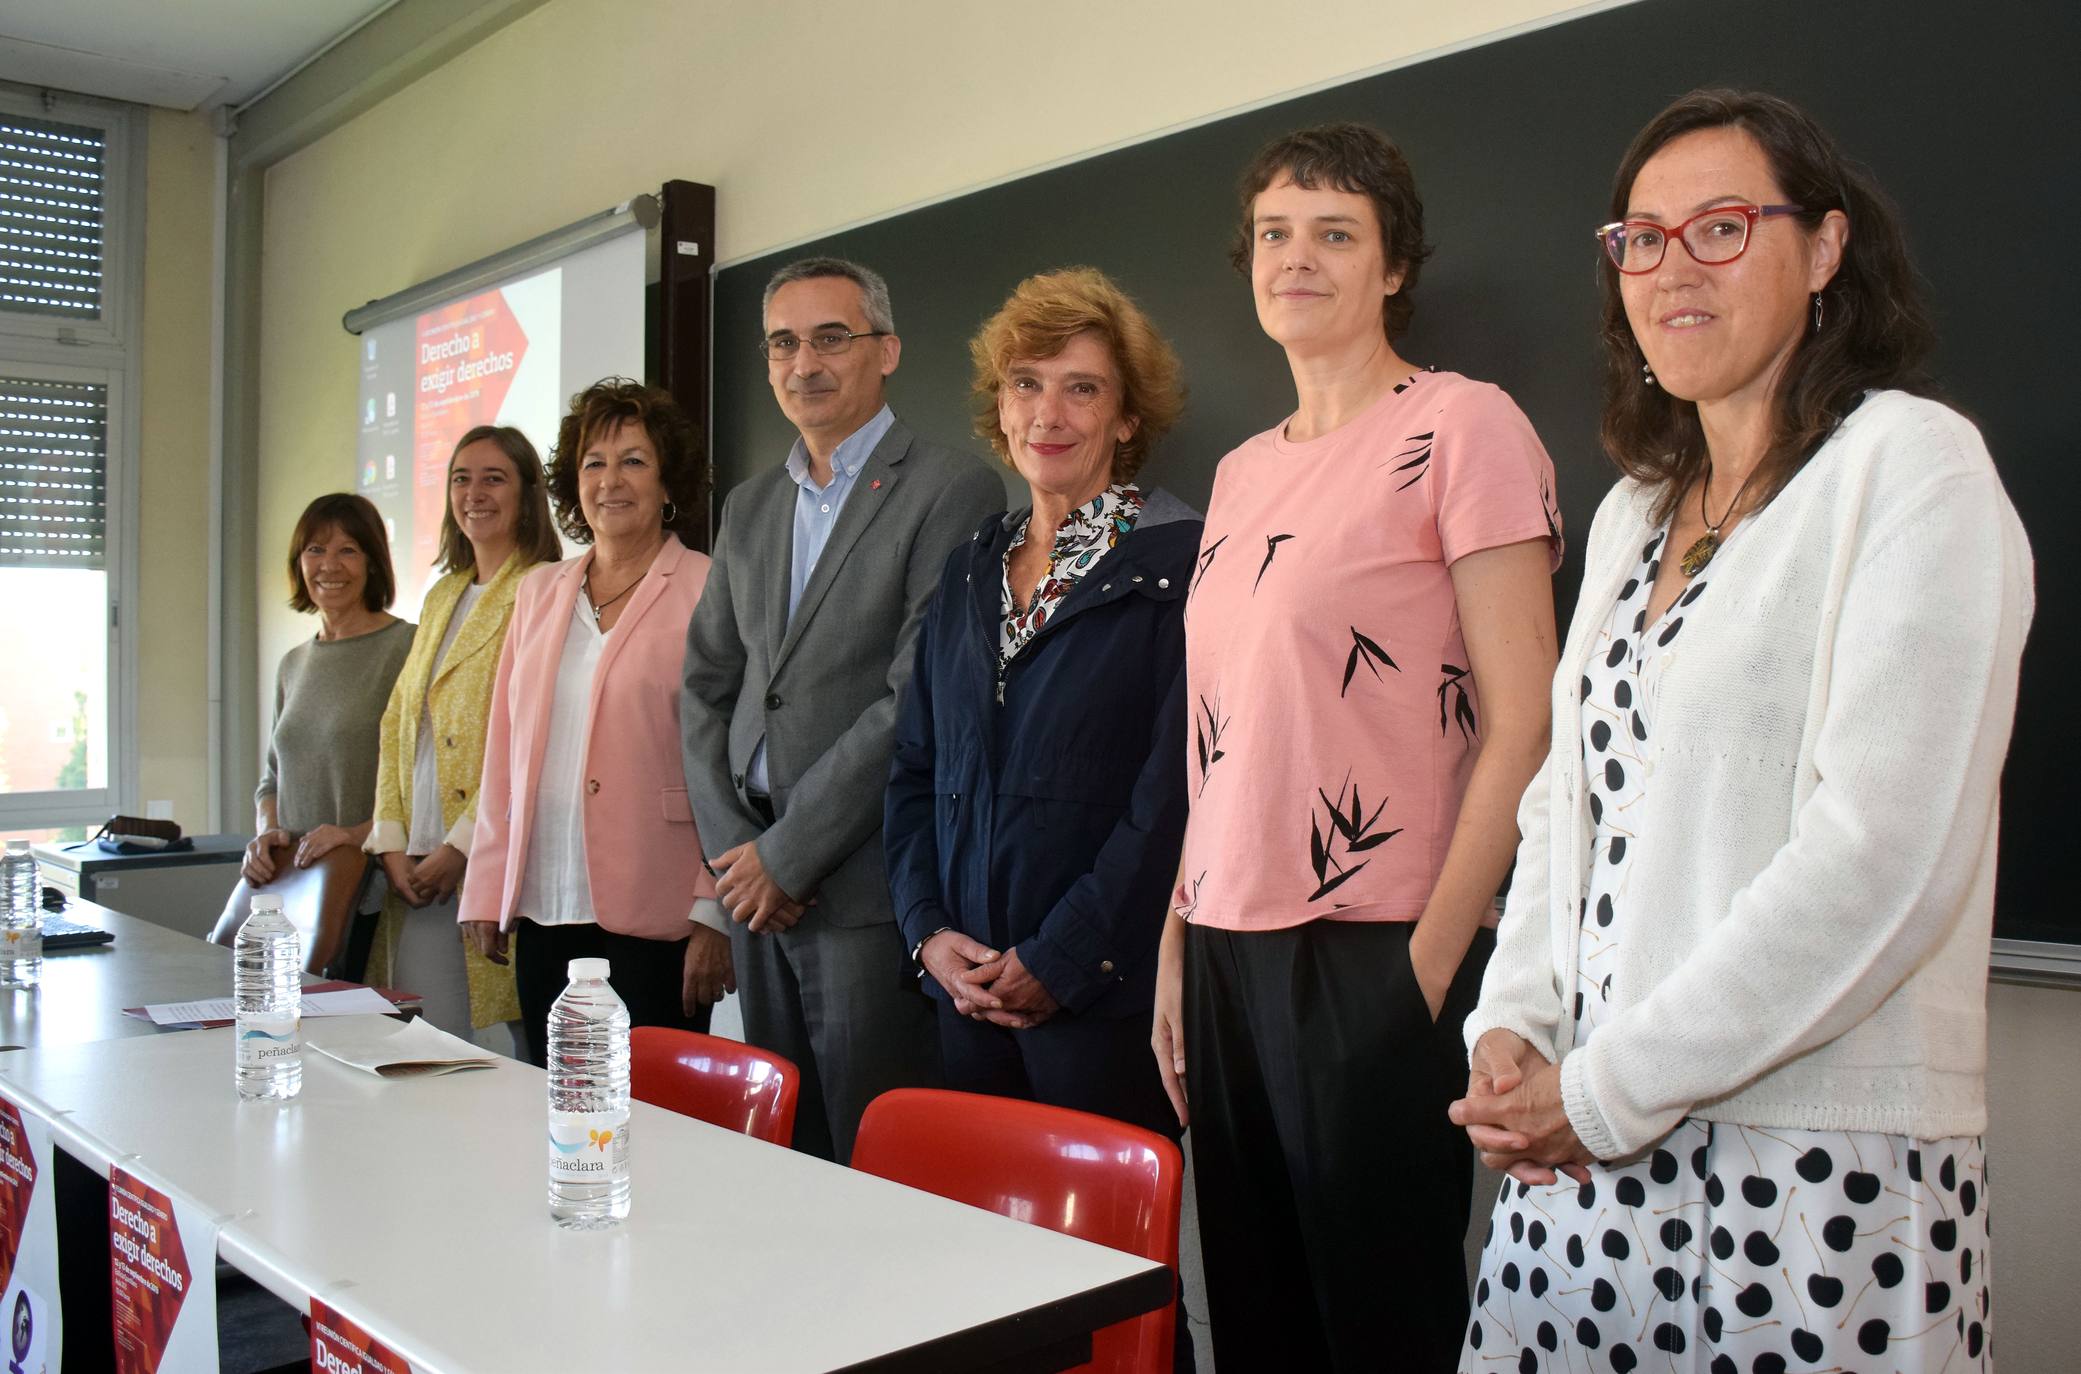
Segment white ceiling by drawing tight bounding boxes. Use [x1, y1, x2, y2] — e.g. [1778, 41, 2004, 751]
[0, 0, 399, 112]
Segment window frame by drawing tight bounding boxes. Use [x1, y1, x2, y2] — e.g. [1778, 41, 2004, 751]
[0, 87, 133, 352]
[0, 84, 141, 832]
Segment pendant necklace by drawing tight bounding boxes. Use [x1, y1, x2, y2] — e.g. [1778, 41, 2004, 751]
[582, 570, 639, 629]
[1680, 461, 1762, 577]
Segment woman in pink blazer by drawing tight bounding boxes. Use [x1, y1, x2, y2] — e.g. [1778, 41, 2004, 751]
[461, 379, 728, 1064]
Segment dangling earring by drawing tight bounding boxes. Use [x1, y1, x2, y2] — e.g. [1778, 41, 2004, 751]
[662, 501, 679, 525]
[1641, 359, 1656, 388]
[1811, 292, 1825, 334]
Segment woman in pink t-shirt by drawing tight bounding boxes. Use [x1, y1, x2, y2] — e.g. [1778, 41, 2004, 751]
[1151, 123, 1563, 1371]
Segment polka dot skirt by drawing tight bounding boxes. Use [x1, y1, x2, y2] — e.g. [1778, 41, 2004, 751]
[1460, 530, 1991, 1373]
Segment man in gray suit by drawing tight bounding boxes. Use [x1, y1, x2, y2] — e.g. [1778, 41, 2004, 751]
[681, 257, 1004, 1162]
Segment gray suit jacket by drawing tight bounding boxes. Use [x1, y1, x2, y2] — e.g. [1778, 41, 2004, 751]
[680, 416, 1005, 929]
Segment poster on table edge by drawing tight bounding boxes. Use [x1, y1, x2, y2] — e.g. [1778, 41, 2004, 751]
[0, 1095, 60, 1373]
[309, 1297, 413, 1374]
[108, 1164, 217, 1374]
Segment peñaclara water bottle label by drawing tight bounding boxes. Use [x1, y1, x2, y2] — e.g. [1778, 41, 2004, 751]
[548, 1108, 629, 1183]
[236, 1014, 300, 1068]
[3, 926, 38, 962]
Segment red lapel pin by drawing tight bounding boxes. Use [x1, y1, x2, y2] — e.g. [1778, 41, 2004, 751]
[870, 479, 882, 490]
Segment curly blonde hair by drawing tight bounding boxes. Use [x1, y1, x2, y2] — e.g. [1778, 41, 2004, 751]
[968, 268, 1184, 483]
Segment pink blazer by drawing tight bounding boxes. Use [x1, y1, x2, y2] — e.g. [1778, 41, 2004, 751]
[460, 536, 718, 940]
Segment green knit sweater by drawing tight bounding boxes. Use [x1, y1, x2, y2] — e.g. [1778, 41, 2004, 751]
[255, 618, 414, 832]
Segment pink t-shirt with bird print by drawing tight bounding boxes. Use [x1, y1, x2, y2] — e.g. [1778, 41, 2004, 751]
[1176, 368, 1560, 930]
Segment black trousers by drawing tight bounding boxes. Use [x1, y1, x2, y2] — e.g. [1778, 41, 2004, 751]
[513, 919, 711, 1067]
[938, 1004, 1196, 1374]
[937, 1001, 1181, 1142]
[1184, 918, 1492, 1374]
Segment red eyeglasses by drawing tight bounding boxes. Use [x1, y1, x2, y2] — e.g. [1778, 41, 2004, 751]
[1596, 203, 1805, 273]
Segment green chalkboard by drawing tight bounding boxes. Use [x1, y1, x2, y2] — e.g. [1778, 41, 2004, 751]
[712, 0, 2079, 943]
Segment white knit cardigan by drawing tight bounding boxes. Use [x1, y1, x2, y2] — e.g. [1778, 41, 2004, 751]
[1465, 392, 2034, 1161]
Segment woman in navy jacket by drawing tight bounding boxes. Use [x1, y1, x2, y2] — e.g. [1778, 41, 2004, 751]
[886, 267, 1196, 1141]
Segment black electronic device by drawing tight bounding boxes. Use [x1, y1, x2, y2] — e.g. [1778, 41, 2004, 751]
[36, 889, 113, 949]
[42, 915, 115, 951]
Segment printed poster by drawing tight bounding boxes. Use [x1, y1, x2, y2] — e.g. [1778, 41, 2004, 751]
[309, 1298, 413, 1374]
[409, 270, 555, 577]
[0, 1095, 60, 1374]
[108, 1165, 217, 1374]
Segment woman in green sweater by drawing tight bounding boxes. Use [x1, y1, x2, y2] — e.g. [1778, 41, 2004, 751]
[244, 492, 414, 886]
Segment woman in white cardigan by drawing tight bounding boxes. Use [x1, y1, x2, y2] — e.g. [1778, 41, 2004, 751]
[1452, 90, 2031, 1373]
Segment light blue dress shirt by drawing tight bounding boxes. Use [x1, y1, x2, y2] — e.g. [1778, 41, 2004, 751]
[746, 404, 897, 795]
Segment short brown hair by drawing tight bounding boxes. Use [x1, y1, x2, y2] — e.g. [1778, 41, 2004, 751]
[435, 425, 563, 574]
[1599, 89, 1937, 523]
[547, 378, 710, 546]
[1230, 122, 1433, 341]
[286, 492, 395, 613]
[969, 267, 1184, 483]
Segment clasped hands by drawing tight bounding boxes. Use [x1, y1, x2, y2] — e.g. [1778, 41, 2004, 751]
[1449, 1028, 1596, 1187]
[378, 846, 466, 908]
[242, 823, 359, 885]
[711, 841, 807, 933]
[920, 931, 1060, 1029]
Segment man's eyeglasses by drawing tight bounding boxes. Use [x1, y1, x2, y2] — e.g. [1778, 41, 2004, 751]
[759, 329, 889, 362]
[1596, 203, 1805, 274]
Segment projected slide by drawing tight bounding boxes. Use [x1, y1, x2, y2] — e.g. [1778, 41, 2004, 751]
[408, 270, 559, 580]
[356, 227, 644, 615]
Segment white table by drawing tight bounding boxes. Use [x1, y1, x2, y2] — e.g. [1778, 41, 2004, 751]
[0, 903, 249, 1049]
[0, 898, 372, 1374]
[0, 1016, 1168, 1373]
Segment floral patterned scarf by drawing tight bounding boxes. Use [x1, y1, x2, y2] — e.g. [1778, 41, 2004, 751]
[999, 482, 1143, 667]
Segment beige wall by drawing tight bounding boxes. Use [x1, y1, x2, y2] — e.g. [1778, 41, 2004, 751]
[135, 106, 216, 829]
[251, 0, 1597, 702]
[1980, 981, 2081, 1371]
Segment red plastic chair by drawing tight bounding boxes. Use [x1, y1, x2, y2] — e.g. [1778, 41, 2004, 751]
[851, 1088, 1183, 1374]
[629, 1027, 800, 1148]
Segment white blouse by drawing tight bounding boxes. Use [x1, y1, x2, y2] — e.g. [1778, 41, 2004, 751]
[513, 593, 728, 934]
[516, 595, 608, 926]
[406, 580, 486, 857]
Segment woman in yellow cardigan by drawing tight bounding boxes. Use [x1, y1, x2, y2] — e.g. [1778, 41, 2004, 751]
[364, 425, 563, 1042]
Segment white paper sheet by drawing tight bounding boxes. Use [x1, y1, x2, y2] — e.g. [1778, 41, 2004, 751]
[307, 1015, 496, 1078]
[143, 986, 398, 1026]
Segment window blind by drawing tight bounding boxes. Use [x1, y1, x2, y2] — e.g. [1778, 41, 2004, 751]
[0, 113, 105, 320]
[0, 376, 106, 568]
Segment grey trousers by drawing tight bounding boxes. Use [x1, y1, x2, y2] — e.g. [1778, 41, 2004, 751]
[382, 889, 473, 1036]
[727, 913, 942, 1163]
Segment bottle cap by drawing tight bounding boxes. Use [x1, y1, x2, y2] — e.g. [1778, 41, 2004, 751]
[3, 840, 27, 853]
[250, 894, 284, 913]
[567, 957, 610, 982]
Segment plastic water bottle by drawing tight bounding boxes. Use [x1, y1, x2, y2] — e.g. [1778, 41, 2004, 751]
[546, 958, 631, 1228]
[1, 840, 39, 989]
[234, 893, 302, 1101]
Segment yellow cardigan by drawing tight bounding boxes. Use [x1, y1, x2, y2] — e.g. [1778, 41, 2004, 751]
[364, 554, 536, 1027]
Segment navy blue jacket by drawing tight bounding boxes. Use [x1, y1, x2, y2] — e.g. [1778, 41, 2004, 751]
[885, 490, 1201, 1019]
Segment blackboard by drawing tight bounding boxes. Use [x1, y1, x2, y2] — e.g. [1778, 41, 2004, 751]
[712, 0, 2079, 943]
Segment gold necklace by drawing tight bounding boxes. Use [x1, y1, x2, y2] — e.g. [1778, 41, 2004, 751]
[1680, 462, 1762, 577]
